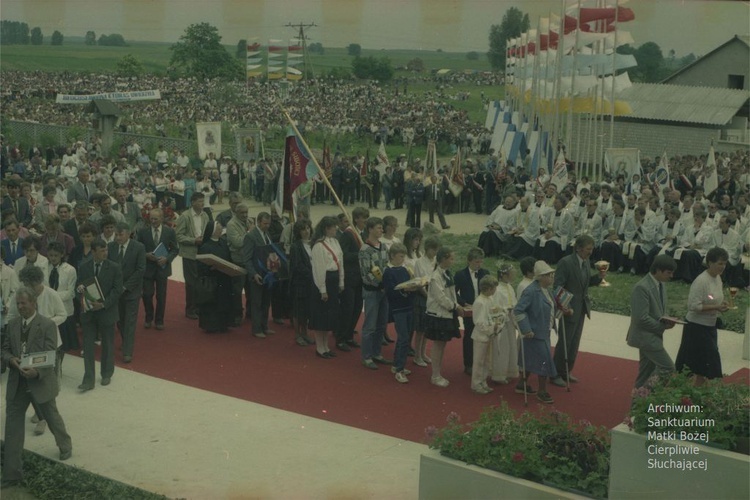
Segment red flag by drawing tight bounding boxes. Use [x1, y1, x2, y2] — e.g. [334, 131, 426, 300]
[286, 128, 312, 197]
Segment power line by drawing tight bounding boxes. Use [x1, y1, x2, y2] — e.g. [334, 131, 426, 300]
[285, 22, 317, 79]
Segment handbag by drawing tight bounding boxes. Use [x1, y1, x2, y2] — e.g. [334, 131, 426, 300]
[194, 274, 218, 305]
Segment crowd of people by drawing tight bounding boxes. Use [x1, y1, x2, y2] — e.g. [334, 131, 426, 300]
[1, 71, 496, 149]
[1, 84, 749, 485]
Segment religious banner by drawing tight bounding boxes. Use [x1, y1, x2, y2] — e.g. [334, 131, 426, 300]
[604, 148, 641, 182]
[704, 145, 719, 196]
[653, 151, 671, 192]
[285, 128, 315, 196]
[234, 128, 261, 162]
[56, 90, 161, 104]
[551, 150, 568, 190]
[196, 122, 222, 160]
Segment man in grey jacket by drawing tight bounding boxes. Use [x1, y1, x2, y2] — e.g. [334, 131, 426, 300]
[626, 254, 678, 389]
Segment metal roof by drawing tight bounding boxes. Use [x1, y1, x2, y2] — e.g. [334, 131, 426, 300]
[616, 83, 749, 125]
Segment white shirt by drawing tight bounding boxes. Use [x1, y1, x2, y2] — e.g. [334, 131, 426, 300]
[48, 261, 77, 316]
[14, 254, 50, 284]
[191, 210, 205, 237]
[311, 237, 344, 294]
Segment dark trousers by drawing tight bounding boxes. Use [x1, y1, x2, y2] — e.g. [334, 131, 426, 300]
[427, 199, 447, 228]
[407, 202, 422, 228]
[118, 292, 140, 358]
[336, 279, 362, 343]
[463, 318, 475, 369]
[554, 314, 586, 379]
[142, 276, 168, 324]
[249, 279, 270, 334]
[81, 312, 116, 384]
[231, 273, 251, 320]
[3, 381, 72, 481]
[182, 258, 199, 315]
[59, 315, 78, 350]
[272, 280, 291, 320]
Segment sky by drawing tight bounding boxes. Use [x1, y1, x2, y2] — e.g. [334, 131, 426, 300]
[1, 0, 748, 57]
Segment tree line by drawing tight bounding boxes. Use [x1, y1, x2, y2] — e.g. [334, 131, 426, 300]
[1, 20, 62, 45]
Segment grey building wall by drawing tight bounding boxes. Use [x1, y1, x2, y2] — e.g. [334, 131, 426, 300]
[572, 119, 722, 164]
[664, 39, 749, 90]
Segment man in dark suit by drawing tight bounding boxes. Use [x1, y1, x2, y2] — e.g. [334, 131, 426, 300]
[426, 173, 450, 229]
[66, 168, 96, 205]
[62, 202, 91, 248]
[2, 287, 73, 486]
[243, 212, 274, 338]
[626, 255, 678, 389]
[551, 234, 604, 386]
[454, 247, 489, 375]
[1, 220, 24, 265]
[136, 208, 178, 330]
[109, 223, 145, 363]
[112, 188, 142, 233]
[1, 180, 32, 227]
[335, 207, 368, 350]
[76, 240, 123, 391]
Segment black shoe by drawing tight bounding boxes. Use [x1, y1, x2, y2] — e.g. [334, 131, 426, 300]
[514, 382, 536, 395]
[550, 376, 566, 387]
[346, 339, 360, 347]
[372, 356, 393, 365]
[326, 350, 337, 358]
[101, 377, 111, 386]
[78, 383, 94, 392]
[336, 342, 352, 352]
[59, 449, 73, 461]
[316, 351, 332, 359]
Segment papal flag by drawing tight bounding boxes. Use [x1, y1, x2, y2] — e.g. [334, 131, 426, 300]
[377, 141, 390, 167]
[551, 150, 568, 190]
[704, 145, 719, 196]
[653, 151, 671, 192]
[196, 122, 221, 160]
[604, 148, 641, 183]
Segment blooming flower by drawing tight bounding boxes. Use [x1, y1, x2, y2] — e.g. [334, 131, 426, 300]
[424, 425, 438, 440]
[491, 433, 504, 443]
[446, 411, 461, 424]
[512, 452, 524, 462]
[579, 419, 592, 428]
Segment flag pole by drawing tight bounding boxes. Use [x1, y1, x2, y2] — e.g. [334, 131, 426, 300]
[278, 104, 352, 223]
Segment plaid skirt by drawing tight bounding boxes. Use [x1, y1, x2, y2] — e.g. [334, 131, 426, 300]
[412, 295, 427, 333]
[424, 312, 460, 342]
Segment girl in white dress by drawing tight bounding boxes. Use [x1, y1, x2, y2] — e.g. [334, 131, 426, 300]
[492, 262, 519, 383]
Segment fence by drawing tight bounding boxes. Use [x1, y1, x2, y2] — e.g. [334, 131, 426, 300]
[3, 120, 283, 163]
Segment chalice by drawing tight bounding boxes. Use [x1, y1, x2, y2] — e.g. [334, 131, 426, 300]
[595, 260, 611, 287]
[728, 287, 739, 310]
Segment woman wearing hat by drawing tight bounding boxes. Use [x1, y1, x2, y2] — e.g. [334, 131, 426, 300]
[512, 260, 560, 404]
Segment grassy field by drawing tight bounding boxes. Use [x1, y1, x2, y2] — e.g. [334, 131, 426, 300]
[0, 40, 492, 76]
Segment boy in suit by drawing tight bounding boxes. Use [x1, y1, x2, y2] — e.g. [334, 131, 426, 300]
[626, 255, 678, 389]
[137, 208, 178, 330]
[454, 247, 490, 375]
[1, 220, 24, 265]
[76, 240, 123, 391]
[109, 223, 146, 363]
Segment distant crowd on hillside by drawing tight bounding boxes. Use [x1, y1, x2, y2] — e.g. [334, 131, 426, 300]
[1, 71, 498, 150]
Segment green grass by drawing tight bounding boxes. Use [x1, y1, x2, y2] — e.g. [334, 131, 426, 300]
[0, 41, 174, 74]
[438, 233, 748, 334]
[0, 41, 493, 77]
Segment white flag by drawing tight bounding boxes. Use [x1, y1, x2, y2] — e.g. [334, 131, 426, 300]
[551, 150, 568, 190]
[653, 151, 671, 192]
[377, 142, 390, 167]
[704, 146, 719, 196]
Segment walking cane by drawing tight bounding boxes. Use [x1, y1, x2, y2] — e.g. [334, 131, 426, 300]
[558, 314, 571, 393]
[509, 311, 528, 407]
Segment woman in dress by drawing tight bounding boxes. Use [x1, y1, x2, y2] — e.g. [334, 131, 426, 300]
[196, 221, 233, 333]
[513, 260, 560, 404]
[424, 247, 464, 387]
[491, 262, 519, 384]
[290, 219, 314, 347]
[309, 216, 345, 359]
[413, 235, 440, 367]
[675, 247, 730, 386]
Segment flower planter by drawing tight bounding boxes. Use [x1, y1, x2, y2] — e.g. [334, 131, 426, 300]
[419, 450, 588, 500]
[609, 423, 750, 499]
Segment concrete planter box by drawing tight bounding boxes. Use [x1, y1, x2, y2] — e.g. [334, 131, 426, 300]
[609, 423, 750, 499]
[419, 450, 587, 500]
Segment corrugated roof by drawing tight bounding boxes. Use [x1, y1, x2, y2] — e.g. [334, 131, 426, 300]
[616, 83, 748, 125]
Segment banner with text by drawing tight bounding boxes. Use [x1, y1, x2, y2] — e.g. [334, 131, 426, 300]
[55, 90, 161, 104]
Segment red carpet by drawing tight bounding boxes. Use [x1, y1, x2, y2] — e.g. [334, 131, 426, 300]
[76, 281, 747, 443]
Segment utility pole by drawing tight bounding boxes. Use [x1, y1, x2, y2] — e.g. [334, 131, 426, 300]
[285, 22, 317, 80]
